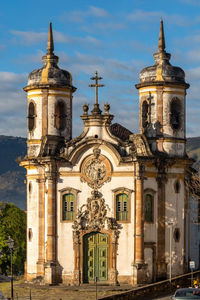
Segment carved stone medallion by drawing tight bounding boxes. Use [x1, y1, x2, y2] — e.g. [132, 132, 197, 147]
[85, 159, 106, 182]
[81, 148, 112, 189]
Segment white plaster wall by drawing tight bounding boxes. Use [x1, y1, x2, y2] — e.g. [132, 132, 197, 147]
[162, 92, 185, 139]
[186, 196, 200, 270]
[57, 148, 136, 277]
[163, 142, 185, 157]
[48, 95, 71, 140]
[165, 175, 185, 276]
[139, 87, 186, 156]
[144, 176, 158, 243]
[144, 248, 153, 282]
[27, 179, 39, 274]
[27, 91, 72, 143]
[27, 93, 43, 140]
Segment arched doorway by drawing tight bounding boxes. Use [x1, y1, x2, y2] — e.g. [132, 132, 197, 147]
[83, 232, 108, 283]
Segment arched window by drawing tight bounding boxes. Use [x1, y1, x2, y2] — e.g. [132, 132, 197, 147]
[142, 100, 149, 129]
[116, 193, 129, 221]
[144, 194, 153, 223]
[55, 101, 66, 130]
[28, 102, 36, 131]
[62, 193, 75, 221]
[170, 98, 181, 130]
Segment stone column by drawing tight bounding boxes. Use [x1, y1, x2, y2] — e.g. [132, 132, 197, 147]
[36, 178, 45, 277]
[135, 175, 144, 265]
[73, 231, 81, 285]
[44, 163, 57, 284]
[108, 231, 118, 285]
[133, 163, 147, 284]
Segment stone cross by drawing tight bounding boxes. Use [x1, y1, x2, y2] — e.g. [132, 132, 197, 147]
[89, 71, 104, 105]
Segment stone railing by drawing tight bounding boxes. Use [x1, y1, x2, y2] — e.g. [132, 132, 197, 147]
[99, 270, 200, 300]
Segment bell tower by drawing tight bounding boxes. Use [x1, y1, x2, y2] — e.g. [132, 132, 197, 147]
[24, 22, 76, 158]
[136, 19, 189, 157]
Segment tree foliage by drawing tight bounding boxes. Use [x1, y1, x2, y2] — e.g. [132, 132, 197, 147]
[0, 202, 26, 275]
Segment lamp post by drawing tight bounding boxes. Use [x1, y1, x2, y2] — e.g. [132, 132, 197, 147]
[7, 237, 14, 300]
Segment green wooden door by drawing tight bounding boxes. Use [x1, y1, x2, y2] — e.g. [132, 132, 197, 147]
[83, 232, 108, 283]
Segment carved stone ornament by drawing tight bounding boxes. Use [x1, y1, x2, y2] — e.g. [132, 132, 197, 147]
[72, 189, 121, 234]
[80, 148, 112, 189]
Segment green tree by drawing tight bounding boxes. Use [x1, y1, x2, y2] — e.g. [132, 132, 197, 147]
[0, 202, 26, 275]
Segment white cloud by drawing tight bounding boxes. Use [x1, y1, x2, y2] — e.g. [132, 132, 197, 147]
[61, 6, 109, 24]
[0, 72, 26, 84]
[10, 29, 101, 48]
[178, 0, 200, 6]
[95, 22, 126, 31]
[88, 6, 109, 18]
[10, 30, 46, 45]
[127, 10, 190, 27]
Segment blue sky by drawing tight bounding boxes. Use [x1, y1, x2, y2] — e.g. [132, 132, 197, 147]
[0, 0, 200, 137]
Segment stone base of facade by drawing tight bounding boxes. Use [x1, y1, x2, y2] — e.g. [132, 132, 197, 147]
[24, 271, 150, 286]
[118, 275, 134, 285]
[132, 263, 148, 285]
[37, 260, 45, 277]
[44, 261, 58, 284]
[156, 261, 167, 281]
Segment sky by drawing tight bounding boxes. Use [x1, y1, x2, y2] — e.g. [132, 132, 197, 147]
[0, 0, 200, 137]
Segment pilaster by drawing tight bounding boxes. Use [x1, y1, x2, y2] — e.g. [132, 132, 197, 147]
[134, 162, 147, 284]
[44, 162, 58, 284]
[36, 178, 45, 276]
[156, 159, 168, 280]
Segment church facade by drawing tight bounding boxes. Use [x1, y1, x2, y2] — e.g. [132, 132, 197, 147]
[20, 21, 192, 285]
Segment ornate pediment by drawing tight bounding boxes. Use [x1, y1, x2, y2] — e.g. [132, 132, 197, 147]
[72, 189, 121, 234]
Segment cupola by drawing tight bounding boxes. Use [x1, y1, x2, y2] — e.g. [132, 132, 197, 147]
[24, 23, 76, 158]
[137, 19, 189, 88]
[135, 19, 189, 157]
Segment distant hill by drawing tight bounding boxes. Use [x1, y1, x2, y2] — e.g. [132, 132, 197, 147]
[0, 135, 26, 210]
[0, 135, 199, 210]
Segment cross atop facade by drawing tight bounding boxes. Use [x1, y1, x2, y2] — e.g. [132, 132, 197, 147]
[89, 71, 104, 105]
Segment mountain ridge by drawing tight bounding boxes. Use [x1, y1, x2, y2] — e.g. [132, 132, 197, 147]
[0, 135, 199, 210]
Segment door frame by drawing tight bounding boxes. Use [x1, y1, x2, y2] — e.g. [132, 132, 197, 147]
[73, 228, 118, 285]
[83, 232, 108, 283]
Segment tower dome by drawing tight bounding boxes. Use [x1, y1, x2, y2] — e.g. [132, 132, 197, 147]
[135, 19, 189, 157]
[138, 19, 188, 88]
[24, 23, 76, 158]
[26, 23, 75, 90]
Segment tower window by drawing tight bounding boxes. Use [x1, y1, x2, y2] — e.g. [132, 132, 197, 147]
[144, 194, 153, 223]
[116, 193, 129, 221]
[62, 193, 75, 221]
[28, 102, 36, 131]
[55, 101, 66, 130]
[170, 98, 181, 130]
[142, 100, 149, 129]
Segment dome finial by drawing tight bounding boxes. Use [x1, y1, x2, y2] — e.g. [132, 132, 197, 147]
[158, 18, 165, 52]
[47, 22, 54, 55]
